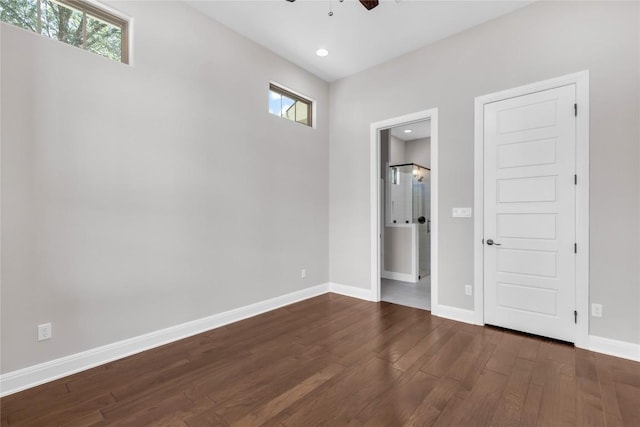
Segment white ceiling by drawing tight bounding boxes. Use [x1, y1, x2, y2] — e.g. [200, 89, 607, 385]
[186, 0, 533, 82]
[390, 119, 430, 141]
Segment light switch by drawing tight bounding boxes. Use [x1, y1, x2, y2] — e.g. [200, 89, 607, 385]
[452, 208, 472, 218]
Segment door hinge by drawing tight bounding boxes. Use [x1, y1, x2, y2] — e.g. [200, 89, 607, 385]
[574, 103, 577, 116]
[574, 243, 577, 253]
[574, 310, 578, 324]
[574, 174, 577, 185]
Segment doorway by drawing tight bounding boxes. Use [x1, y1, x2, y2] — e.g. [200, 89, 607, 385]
[370, 109, 439, 310]
[474, 71, 590, 346]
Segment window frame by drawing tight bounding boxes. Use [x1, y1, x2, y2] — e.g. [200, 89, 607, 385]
[3, 0, 129, 63]
[269, 83, 313, 127]
[61, 0, 129, 64]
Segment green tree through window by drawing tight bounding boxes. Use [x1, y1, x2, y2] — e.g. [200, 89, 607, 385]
[0, 0, 128, 63]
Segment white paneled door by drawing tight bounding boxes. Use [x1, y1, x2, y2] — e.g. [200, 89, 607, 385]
[483, 85, 577, 342]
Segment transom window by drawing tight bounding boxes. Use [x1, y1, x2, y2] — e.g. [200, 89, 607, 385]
[269, 83, 313, 127]
[0, 0, 129, 63]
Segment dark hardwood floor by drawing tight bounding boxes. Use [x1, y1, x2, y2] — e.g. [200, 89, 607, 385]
[1, 293, 639, 426]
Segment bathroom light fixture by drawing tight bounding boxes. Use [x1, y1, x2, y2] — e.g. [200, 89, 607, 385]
[404, 129, 412, 133]
[316, 48, 329, 57]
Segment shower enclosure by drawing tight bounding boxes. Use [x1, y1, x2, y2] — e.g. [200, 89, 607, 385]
[385, 163, 431, 281]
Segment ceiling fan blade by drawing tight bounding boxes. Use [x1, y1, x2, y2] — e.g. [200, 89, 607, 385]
[359, 0, 379, 10]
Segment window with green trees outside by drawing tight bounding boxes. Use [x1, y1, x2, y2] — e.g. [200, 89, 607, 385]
[0, 0, 129, 63]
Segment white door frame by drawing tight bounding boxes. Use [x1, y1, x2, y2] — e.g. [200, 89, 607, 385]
[370, 109, 439, 304]
[473, 71, 590, 348]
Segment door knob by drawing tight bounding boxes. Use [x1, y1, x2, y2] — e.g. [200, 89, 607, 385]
[486, 239, 501, 246]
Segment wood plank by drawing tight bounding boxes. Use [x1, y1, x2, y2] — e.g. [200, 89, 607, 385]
[100, 392, 194, 425]
[519, 383, 543, 427]
[59, 410, 105, 427]
[446, 369, 509, 426]
[405, 377, 462, 426]
[14, 393, 116, 426]
[183, 342, 322, 402]
[517, 336, 542, 361]
[484, 332, 524, 376]
[338, 314, 444, 368]
[535, 360, 576, 426]
[594, 352, 626, 426]
[489, 357, 535, 426]
[269, 356, 403, 426]
[147, 397, 216, 427]
[185, 405, 229, 427]
[616, 382, 640, 427]
[430, 395, 467, 427]
[537, 340, 576, 366]
[231, 363, 344, 426]
[211, 352, 338, 423]
[374, 317, 436, 363]
[355, 370, 439, 425]
[575, 349, 606, 426]
[392, 321, 457, 372]
[456, 342, 498, 394]
[420, 331, 473, 377]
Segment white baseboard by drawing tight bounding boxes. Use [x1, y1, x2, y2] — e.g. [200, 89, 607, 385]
[431, 303, 478, 325]
[588, 335, 640, 362]
[329, 282, 376, 302]
[0, 283, 330, 397]
[381, 271, 416, 283]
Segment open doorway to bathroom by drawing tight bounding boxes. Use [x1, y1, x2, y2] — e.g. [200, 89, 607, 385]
[380, 121, 431, 310]
[370, 109, 438, 312]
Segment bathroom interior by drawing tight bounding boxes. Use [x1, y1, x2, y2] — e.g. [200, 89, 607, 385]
[380, 119, 431, 310]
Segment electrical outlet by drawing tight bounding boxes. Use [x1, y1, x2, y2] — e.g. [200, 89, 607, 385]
[37, 323, 52, 341]
[591, 303, 603, 318]
[465, 285, 473, 296]
[301, 269, 306, 279]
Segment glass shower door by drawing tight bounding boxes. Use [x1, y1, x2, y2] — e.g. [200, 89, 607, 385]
[413, 166, 431, 279]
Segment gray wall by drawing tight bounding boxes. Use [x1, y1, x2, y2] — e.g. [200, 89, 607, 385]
[388, 135, 406, 164]
[329, 1, 640, 344]
[1, 1, 330, 373]
[406, 137, 431, 169]
[384, 226, 412, 274]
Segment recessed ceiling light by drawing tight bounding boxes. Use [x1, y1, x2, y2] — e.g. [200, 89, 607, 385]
[404, 129, 412, 133]
[316, 48, 329, 57]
